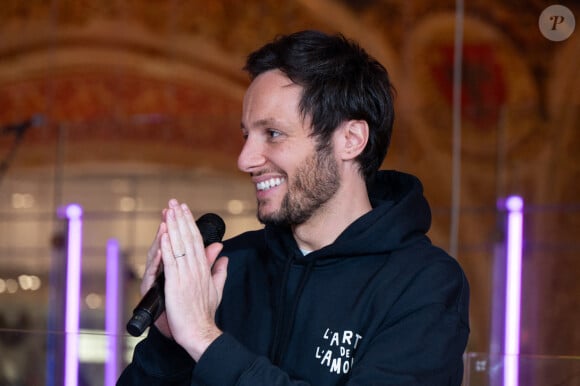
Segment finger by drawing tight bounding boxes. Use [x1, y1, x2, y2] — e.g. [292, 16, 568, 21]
[160, 232, 179, 275]
[166, 206, 188, 260]
[159, 232, 181, 338]
[146, 222, 166, 266]
[179, 203, 206, 258]
[173, 201, 196, 242]
[142, 222, 167, 295]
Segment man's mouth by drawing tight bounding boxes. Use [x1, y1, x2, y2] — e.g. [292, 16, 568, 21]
[256, 177, 285, 191]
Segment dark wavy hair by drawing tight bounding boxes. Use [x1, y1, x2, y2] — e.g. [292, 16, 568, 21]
[243, 30, 395, 183]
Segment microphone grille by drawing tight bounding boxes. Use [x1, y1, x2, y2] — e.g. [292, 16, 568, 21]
[196, 213, 226, 246]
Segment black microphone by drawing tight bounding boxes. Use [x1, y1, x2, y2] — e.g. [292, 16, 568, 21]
[126, 212, 226, 337]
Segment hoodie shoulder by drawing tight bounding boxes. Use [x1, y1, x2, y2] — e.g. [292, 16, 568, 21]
[222, 229, 265, 257]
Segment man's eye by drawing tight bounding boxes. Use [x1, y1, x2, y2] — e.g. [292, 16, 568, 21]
[268, 130, 281, 138]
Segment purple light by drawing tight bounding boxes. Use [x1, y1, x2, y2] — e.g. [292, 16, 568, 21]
[105, 239, 121, 386]
[64, 204, 83, 386]
[504, 195, 523, 386]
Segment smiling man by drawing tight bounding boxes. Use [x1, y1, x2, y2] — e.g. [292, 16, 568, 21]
[119, 30, 470, 386]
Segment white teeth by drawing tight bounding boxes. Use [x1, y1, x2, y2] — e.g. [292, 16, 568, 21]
[256, 177, 284, 191]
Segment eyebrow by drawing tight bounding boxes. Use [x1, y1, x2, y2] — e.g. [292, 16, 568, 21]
[241, 118, 281, 130]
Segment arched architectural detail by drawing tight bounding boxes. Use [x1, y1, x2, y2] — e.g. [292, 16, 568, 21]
[0, 20, 250, 174]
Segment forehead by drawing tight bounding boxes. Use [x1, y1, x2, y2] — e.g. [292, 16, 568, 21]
[243, 70, 302, 114]
[241, 69, 315, 136]
[248, 69, 297, 93]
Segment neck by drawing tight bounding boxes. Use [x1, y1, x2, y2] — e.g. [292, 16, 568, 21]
[292, 177, 372, 252]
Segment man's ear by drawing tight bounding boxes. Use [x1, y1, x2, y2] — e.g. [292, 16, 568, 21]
[338, 120, 369, 161]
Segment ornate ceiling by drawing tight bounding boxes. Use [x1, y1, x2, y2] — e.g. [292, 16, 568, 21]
[0, 0, 577, 172]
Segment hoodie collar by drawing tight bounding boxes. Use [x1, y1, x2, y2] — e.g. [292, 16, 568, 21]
[265, 170, 431, 263]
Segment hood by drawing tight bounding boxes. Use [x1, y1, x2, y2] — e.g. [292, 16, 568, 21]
[264, 170, 432, 263]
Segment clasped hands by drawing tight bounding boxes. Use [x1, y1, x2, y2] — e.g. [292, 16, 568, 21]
[142, 198, 229, 361]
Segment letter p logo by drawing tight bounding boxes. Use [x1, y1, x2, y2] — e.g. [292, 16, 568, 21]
[550, 15, 566, 31]
[539, 5, 576, 41]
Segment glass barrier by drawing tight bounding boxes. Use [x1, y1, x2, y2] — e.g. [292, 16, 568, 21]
[1, 327, 579, 385]
[464, 352, 580, 386]
[0, 328, 145, 385]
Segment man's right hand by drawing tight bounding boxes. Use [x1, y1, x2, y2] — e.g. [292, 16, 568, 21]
[141, 212, 173, 339]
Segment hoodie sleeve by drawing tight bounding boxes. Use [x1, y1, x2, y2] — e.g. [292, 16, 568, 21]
[118, 329, 313, 386]
[192, 333, 311, 385]
[116, 325, 195, 385]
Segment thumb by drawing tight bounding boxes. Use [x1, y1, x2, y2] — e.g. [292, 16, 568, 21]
[212, 256, 229, 300]
[205, 242, 228, 298]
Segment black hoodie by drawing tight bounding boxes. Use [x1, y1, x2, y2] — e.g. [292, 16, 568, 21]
[118, 170, 470, 385]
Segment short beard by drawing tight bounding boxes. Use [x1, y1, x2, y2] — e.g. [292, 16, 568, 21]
[258, 146, 340, 226]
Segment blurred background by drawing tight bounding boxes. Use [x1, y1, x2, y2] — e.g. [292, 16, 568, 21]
[0, 1, 578, 385]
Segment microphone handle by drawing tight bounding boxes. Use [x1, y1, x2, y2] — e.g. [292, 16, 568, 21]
[126, 273, 165, 337]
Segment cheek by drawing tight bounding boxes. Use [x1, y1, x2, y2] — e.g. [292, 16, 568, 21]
[281, 146, 315, 169]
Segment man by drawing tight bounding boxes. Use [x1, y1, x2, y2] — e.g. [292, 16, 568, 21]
[118, 30, 470, 385]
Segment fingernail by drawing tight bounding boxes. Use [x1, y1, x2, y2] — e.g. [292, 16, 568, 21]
[169, 199, 178, 207]
[181, 203, 189, 212]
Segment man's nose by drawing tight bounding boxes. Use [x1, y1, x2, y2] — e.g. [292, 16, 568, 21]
[237, 137, 265, 173]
